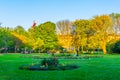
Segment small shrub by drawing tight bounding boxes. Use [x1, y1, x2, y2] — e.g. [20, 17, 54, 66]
[41, 57, 59, 67]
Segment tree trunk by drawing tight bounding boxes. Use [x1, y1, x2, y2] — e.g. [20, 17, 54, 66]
[102, 42, 107, 54]
[80, 46, 83, 53]
[15, 46, 17, 53]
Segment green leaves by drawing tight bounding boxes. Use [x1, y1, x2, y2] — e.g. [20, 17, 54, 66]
[29, 21, 58, 51]
[72, 15, 113, 54]
[0, 13, 119, 53]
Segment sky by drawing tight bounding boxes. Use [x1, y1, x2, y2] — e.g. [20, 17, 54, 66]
[0, 0, 120, 30]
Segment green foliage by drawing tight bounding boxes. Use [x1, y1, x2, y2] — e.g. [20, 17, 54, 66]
[0, 27, 15, 52]
[41, 58, 59, 67]
[11, 26, 29, 52]
[0, 13, 119, 54]
[73, 19, 97, 53]
[73, 20, 89, 52]
[107, 40, 120, 54]
[14, 26, 28, 35]
[29, 21, 58, 52]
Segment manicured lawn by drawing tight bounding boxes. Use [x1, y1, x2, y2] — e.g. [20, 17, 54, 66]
[0, 53, 120, 80]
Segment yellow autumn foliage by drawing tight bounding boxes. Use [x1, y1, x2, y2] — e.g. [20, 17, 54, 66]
[11, 32, 28, 44]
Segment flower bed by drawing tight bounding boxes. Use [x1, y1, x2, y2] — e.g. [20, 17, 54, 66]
[19, 57, 79, 71]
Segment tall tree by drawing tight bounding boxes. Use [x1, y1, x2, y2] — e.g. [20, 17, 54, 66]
[11, 26, 29, 52]
[30, 21, 58, 52]
[73, 19, 91, 53]
[56, 20, 73, 50]
[56, 20, 72, 35]
[0, 27, 14, 53]
[92, 15, 113, 54]
[110, 13, 120, 34]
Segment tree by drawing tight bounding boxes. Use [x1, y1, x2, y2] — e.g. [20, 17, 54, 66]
[29, 21, 58, 52]
[14, 26, 28, 35]
[33, 38, 44, 53]
[91, 15, 113, 54]
[27, 29, 44, 52]
[73, 20, 90, 53]
[0, 27, 15, 53]
[11, 26, 29, 53]
[56, 20, 72, 35]
[56, 20, 73, 51]
[110, 13, 120, 34]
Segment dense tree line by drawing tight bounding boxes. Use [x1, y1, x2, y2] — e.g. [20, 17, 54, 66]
[0, 13, 120, 54]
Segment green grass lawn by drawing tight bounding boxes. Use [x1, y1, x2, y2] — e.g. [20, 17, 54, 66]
[0, 53, 120, 80]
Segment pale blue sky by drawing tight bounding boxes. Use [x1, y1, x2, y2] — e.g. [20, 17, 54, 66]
[0, 0, 120, 30]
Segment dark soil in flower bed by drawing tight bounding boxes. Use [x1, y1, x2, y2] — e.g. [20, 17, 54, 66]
[19, 57, 79, 71]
